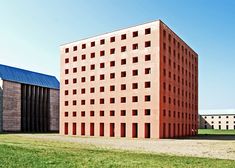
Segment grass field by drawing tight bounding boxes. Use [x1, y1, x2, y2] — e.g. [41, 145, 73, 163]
[0, 134, 234, 168]
[198, 129, 235, 135]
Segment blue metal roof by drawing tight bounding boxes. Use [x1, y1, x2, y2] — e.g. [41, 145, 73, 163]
[0, 64, 59, 89]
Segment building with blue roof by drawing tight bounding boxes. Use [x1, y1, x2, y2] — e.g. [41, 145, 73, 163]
[0, 64, 59, 133]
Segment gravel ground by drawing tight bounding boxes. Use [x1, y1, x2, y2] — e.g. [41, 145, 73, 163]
[18, 134, 235, 160]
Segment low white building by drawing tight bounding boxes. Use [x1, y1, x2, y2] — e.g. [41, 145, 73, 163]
[199, 109, 235, 130]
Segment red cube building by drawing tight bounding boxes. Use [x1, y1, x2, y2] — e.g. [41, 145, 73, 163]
[60, 20, 198, 138]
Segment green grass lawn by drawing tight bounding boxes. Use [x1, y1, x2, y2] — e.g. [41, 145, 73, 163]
[0, 134, 234, 168]
[198, 129, 235, 135]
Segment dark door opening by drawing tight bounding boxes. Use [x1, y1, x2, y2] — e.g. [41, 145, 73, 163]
[21, 84, 50, 133]
[145, 123, 151, 138]
[121, 123, 126, 137]
[90, 123, 94, 136]
[81, 123, 85, 136]
[64, 123, 68, 135]
[132, 123, 138, 138]
[100, 123, 104, 136]
[168, 123, 171, 138]
[110, 123, 115, 137]
[72, 123, 76, 135]
[173, 123, 176, 138]
[163, 123, 166, 138]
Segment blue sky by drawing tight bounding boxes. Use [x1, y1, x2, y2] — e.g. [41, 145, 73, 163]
[0, 0, 234, 110]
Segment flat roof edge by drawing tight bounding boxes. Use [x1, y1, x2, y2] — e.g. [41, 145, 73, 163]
[60, 19, 161, 47]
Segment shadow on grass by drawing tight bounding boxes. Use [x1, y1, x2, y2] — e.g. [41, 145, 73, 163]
[0, 131, 59, 135]
[181, 134, 235, 141]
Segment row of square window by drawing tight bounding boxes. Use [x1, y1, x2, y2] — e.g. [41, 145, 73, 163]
[163, 43, 196, 62]
[162, 29, 196, 60]
[163, 68, 197, 81]
[64, 68, 151, 84]
[163, 110, 197, 120]
[163, 96, 197, 109]
[163, 70, 197, 88]
[64, 54, 151, 64]
[207, 121, 235, 124]
[65, 28, 152, 53]
[204, 115, 235, 119]
[65, 109, 151, 117]
[205, 125, 235, 130]
[163, 56, 197, 74]
[64, 95, 151, 106]
[65, 82, 151, 95]
[163, 83, 197, 99]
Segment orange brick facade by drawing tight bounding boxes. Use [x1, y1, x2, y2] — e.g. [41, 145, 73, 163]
[60, 20, 198, 139]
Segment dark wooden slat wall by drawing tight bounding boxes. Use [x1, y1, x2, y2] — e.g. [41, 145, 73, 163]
[21, 84, 50, 132]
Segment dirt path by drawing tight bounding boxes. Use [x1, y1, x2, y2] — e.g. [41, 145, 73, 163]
[18, 134, 235, 160]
